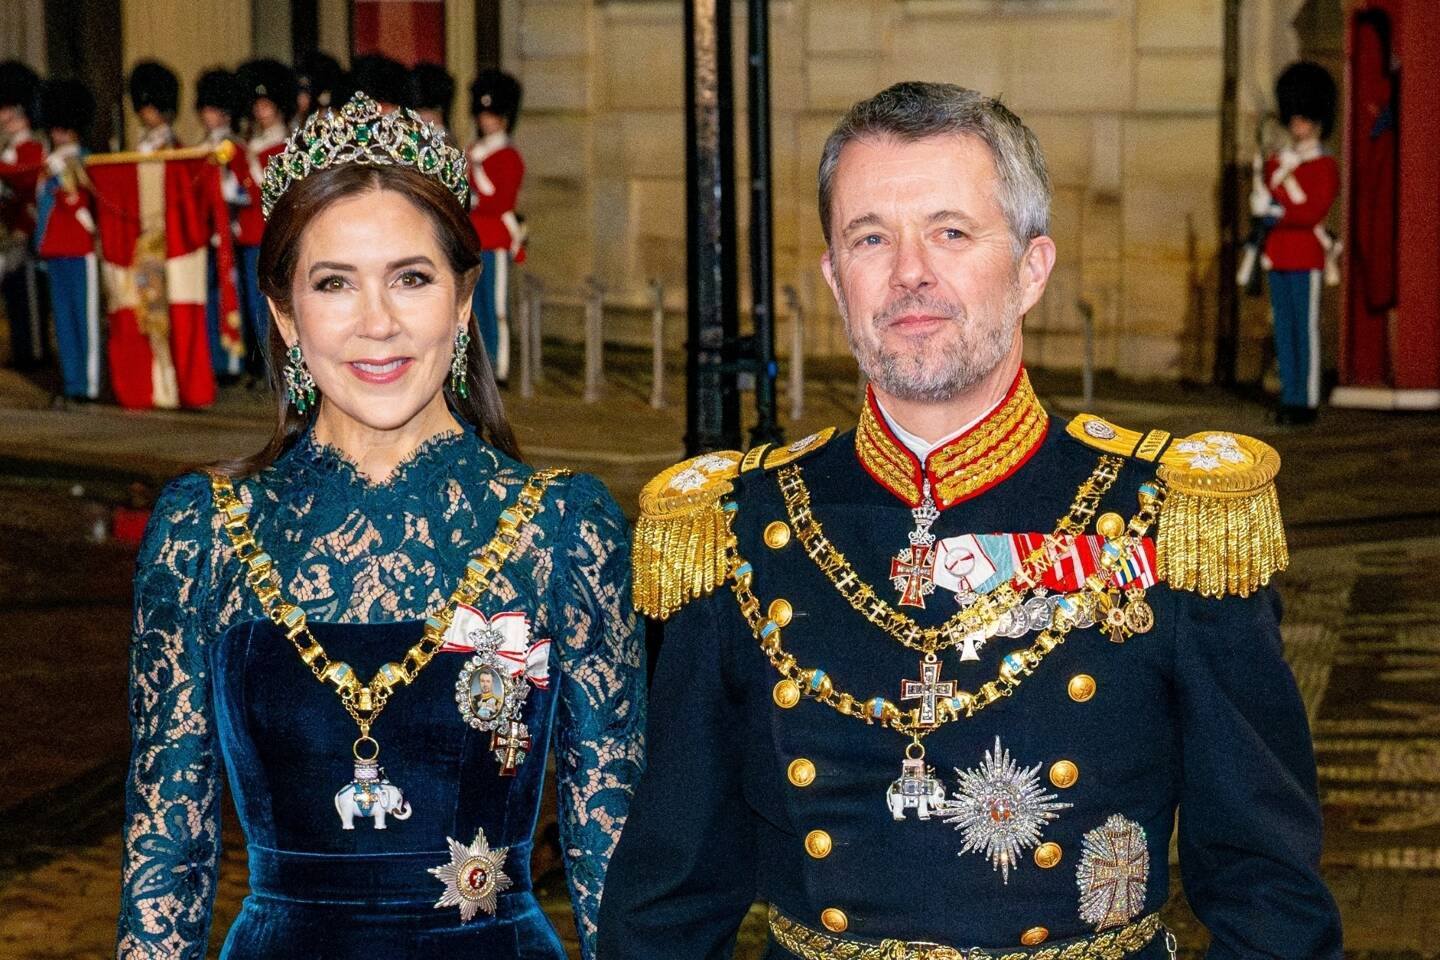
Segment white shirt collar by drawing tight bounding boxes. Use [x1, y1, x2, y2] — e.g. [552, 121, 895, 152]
[469, 130, 509, 161]
[873, 394, 997, 463]
[250, 123, 287, 151]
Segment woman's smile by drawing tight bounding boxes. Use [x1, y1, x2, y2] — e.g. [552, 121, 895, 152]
[346, 356, 414, 384]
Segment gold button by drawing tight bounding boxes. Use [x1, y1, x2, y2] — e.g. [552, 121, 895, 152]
[1049, 760, 1079, 789]
[764, 521, 791, 549]
[787, 758, 816, 787]
[768, 597, 794, 627]
[1034, 842, 1062, 869]
[1096, 511, 1125, 540]
[804, 830, 833, 859]
[1020, 926, 1049, 946]
[1068, 674, 1096, 703]
[820, 907, 848, 933]
[773, 679, 800, 709]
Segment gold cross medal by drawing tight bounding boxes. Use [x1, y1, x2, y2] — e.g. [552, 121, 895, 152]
[885, 655, 954, 821]
[429, 828, 513, 922]
[445, 606, 552, 776]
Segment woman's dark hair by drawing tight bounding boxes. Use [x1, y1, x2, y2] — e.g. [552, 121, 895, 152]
[213, 163, 520, 477]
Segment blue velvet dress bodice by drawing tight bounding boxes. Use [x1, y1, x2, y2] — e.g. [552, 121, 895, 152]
[117, 429, 646, 960]
[212, 618, 563, 958]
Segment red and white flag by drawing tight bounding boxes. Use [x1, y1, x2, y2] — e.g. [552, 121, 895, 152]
[88, 153, 230, 409]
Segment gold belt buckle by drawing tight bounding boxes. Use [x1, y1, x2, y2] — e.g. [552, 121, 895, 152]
[903, 943, 966, 960]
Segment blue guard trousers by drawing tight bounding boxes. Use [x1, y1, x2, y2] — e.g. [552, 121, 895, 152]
[1268, 268, 1322, 409]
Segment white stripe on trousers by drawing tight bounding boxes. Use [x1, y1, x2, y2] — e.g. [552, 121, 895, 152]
[84, 253, 100, 397]
[493, 253, 509, 381]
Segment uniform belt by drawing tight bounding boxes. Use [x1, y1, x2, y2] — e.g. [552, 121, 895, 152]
[768, 906, 1167, 960]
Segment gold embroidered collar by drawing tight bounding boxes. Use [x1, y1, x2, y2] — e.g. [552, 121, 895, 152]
[855, 368, 1048, 508]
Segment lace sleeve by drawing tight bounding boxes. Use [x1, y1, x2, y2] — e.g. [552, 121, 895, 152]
[115, 474, 225, 959]
[548, 474, 647, 960]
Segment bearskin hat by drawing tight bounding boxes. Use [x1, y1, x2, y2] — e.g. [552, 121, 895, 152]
[0, 60, 39, 114]
[195, 68, 241, 117]
[129, 60, 179, 116]
[1276, 61, 1338, 139]
[469, 69, 522, 132]
[297, 50, 346, 109]
[350, 54, 413, 110]
[237, 57, 299, 124]
[38, 79, 96, 136]
[411, 62, 455, 125]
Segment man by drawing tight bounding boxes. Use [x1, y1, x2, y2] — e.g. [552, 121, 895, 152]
[599, 83, 1341, 959]
[295, 50, 346, 127]
[0, 59, 46, 370]
[411, 61, 456, 140]
[466, 69, 524, 383]
[1253, 62, 1339, 426]
[234, 58, 296, 362]
[35, 79, 99, 403]
[128, 60, 180, 152]
[195, 68, 249, 380]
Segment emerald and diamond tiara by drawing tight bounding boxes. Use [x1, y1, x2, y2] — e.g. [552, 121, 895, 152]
[261, 91, 469, 218]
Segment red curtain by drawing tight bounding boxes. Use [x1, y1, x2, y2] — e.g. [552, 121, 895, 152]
[353, 0, 446, 67]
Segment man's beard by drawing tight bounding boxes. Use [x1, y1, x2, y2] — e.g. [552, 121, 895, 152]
[838, 284, 1022, 403]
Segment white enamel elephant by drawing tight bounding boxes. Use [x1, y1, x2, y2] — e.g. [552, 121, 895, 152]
[887, 770, 946, 821]
[335, 778, 413, 829]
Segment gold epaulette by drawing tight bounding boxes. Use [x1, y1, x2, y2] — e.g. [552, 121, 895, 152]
[633, 428, 835, 620]
[1068, 416, 1288, 598]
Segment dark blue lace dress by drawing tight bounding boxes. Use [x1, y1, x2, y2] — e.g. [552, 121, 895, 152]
[116, 429, 646, 959]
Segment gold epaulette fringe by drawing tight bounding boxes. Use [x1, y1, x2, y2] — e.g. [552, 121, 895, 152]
[633, 451, 743, 620]
[1156, 431, 1288, 598]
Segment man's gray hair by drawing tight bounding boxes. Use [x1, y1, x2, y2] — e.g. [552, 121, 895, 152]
[818, 82, 1052, 254]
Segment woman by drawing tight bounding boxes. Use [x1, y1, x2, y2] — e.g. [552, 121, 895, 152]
[115, 93, 645, 959]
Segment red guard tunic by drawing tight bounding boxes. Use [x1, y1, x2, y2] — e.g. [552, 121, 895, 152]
[467, 133, 524, 257]
[36, 145, 94, 259]
[1262, 145, 1340, 272]
[0, 131, 45, 238]
[235, 124, 286, 248]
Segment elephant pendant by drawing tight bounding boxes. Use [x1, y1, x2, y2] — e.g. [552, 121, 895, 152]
[886, 756, 946, 821]
[335, 760, 414, 830]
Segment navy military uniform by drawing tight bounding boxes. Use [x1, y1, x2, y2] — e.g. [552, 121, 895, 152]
[599, 369, 1341, 959]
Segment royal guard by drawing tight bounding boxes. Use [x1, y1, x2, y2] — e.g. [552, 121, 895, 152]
[196, 68, 248, 379]
[235, 58, 297, 361]
[1252, 61, 1340, 425]
[35, 79, 99, 403]
[128, 60, 180, 153]
[467, 69, 525, 383]
[411, 62, 456, 141]
[0, 59, 47, 369]
[295, 50, 347, 127]
[350, 54, 413, 114]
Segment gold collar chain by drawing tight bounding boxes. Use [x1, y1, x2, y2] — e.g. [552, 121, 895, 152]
[776, 456, 1125, 657]
[730, 477, 1165, 738]
[209, 467, 565, 758]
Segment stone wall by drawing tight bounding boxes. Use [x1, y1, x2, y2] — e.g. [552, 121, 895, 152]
[506, 0, 1257, 380]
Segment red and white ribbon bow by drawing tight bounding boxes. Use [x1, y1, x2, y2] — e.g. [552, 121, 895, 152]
[442, 606, 552, 689]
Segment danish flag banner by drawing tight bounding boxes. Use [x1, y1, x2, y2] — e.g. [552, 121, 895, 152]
[87, 150, 235, 409]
